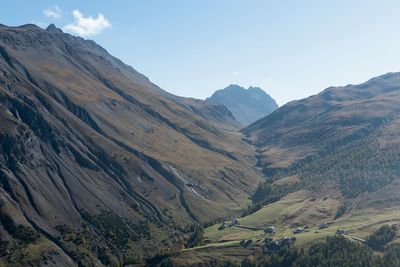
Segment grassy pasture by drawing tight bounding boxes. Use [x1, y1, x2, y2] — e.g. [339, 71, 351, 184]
[202, 190, 400, 250]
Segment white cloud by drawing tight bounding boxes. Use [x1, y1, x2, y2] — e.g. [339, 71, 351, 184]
[233, 71, 239, 76]
[63, 10, 111, 36]
[44, 5, 62, 19]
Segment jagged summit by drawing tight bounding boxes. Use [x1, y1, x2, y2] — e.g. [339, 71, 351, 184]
[46, 23, 63, 34]
[206, 84, 278, 126]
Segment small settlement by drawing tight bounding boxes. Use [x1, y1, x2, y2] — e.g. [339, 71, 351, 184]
[214, 219, 348, 253]
[218, 218, 240, 230]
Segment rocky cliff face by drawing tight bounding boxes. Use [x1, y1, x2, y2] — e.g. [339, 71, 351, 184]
[206, 84, 278, 126]
[0, 24, 262, 266]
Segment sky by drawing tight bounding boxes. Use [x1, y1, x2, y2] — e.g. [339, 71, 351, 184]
[2, 1, 400, 105]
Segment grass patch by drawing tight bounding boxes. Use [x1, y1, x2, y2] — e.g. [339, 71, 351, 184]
[203, 190, 400, 253]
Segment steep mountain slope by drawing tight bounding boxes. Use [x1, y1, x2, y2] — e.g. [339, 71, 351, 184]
[242, 72, 400, 213]
[244, 72, 400, 175]
[0, 24, 263, 266]
[206, 84, 278, 126]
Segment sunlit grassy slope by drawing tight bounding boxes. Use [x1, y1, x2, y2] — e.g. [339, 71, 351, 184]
[203, 190, 400, 249]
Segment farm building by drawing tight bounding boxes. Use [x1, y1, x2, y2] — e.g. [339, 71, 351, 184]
[265, 226, 276, 234]
[319, 223, 329, 229]
[336, 229, 345, 235]
[293, 227, 303, 234]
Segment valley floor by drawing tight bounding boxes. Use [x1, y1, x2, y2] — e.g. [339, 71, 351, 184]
[173, 190, 400, 265]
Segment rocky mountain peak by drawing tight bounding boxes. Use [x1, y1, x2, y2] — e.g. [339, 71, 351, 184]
[206, 84, 278, 126]
[46, 23, 63, 34]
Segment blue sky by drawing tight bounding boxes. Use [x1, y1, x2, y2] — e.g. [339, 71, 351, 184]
[2, 1, 400, 105]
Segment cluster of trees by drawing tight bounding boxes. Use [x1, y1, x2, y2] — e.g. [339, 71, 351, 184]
[82, 210, 151, 250]
[184, 224, 204, 248]
[248, 139, 400, 211]
[367, 225, 397, 250]
[334, 205, 348, 219]
[0, 240, 9, 257]
[251, 183, 273, 203]
[243, 181, 298, 216]
[161, 236, 400, 267]
[0, 211, 41, 265]
[0, 211, 40, 245]
[236, 236, 399, 267]
[73, 210, 155, 265]
[298, 140, 400, 197]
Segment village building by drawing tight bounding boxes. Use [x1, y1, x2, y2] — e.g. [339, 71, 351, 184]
[293, 227, 303, 234]
[231, 218, 240, 226]
[319, 223, 329, 229]
[336, 229, 345, 235]
[265, 226, 276, 234]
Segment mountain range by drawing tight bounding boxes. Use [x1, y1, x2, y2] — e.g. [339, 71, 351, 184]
[1, 23, 400, 266]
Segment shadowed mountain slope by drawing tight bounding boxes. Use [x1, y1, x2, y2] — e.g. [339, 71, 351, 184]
[0, 24, 262, 266]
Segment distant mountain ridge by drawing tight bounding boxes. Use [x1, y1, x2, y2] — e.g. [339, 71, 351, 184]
[206, 84, 278, 126]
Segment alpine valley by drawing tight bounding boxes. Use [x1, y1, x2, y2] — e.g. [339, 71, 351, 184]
[1, 24, 400, 267]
